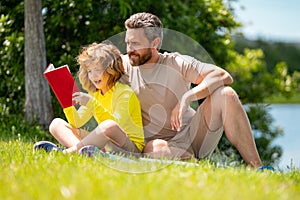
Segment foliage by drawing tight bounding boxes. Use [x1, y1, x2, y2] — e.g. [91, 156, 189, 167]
[42, 0, 126, 69]
[234, 37, 300, 101]
[0, 1, 25, 117]
[234, 37, 300, 74]
[267, 93, 300, 104]
[227, 49, 295, 103]
[0, 113, 54, 142]
[292, 71, 300, 91]
[157, 0, 241, 66]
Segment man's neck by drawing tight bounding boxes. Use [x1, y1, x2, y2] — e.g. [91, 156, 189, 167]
[141, 51, 160, 68]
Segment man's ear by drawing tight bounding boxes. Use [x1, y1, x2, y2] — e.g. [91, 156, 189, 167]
[152, 37, 161, 49]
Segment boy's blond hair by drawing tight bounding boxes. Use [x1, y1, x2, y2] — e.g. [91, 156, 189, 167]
[76, 42, 128, 92]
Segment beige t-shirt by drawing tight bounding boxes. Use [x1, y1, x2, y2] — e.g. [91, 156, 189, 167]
[122, 52, 205, 142]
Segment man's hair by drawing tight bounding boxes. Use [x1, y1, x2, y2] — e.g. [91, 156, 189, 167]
[125, 12, 163, 49]
[76, 41, 129, 92]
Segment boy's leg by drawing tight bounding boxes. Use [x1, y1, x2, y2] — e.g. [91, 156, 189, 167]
[64, 120, 135, 153]
[49, 118, 87, 148]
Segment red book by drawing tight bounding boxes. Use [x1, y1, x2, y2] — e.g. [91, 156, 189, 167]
[44, 64, 80, 108]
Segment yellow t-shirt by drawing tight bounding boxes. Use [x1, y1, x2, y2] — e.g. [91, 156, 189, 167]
[63, 82, 144, 151]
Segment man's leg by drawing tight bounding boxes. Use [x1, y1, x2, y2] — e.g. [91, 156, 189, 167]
[144, 86, 262, 167]
[202, 86, 262, 168]
[143, 139, 193, 159]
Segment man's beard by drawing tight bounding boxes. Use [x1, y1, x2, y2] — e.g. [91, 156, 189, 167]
[128, 49, 152, 66]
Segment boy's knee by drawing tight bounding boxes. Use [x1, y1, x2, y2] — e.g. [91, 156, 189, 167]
[49, 118, 64, 134]
[98, 119, 118, 136]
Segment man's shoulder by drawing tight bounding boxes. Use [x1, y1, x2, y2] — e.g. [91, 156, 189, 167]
[160, 51, 181, 59]
[159, 52, 199, 66]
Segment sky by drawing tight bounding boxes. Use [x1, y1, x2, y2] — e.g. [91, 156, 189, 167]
[232, 0, 300, 42]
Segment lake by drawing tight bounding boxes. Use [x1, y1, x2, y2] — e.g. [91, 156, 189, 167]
[268, 104, 300, 170]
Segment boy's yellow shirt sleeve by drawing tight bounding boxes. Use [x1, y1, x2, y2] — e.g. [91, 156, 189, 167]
[63, 103, 93, 128]
[89, 97, 115, 123]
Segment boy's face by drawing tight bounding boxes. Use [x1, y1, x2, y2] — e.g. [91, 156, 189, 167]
[125, 28, 153, 66]
[87, 64, 108, 92]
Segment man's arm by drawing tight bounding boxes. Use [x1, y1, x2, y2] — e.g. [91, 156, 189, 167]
[186, 64, 233, 102]
[171, 64, 233, 131]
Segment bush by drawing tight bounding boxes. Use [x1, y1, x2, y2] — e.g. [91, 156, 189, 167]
[0, 113, 53, 142]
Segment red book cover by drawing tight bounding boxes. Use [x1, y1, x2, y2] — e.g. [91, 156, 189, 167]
[44, 64, 80, 108]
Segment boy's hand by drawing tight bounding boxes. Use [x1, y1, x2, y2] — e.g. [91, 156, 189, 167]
[72, 92, 91, 106]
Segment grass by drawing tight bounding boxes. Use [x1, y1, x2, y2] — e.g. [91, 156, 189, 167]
[1, 139, 300, 200]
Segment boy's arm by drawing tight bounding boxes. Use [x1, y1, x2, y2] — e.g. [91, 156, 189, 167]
[63, 105, 93, 128]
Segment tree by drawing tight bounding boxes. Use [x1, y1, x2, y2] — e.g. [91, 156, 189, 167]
[24, 0, 52, 129]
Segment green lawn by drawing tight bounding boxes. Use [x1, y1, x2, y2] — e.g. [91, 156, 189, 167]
[1, 140, 300, 200]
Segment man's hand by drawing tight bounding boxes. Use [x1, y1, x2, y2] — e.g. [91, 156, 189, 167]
[170, 96, 189, 131]
[72, 92, 92, 106]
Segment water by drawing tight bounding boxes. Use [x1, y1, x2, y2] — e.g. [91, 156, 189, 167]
[269, 104, 300, 169]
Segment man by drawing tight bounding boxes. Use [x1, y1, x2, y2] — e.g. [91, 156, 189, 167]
[122, 12, 263, 168]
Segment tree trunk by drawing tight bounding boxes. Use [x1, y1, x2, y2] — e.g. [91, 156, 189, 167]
[24, 0, 53, 129]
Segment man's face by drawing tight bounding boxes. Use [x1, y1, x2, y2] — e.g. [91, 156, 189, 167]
[125, 28, 153, 66]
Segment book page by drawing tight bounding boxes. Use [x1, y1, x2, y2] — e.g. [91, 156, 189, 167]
[44, 63, 55, 73]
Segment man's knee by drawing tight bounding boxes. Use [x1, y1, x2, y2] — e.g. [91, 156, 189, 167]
[220, 86, 239, 102]
[143, 139, 168, 153]
[207, 86, 240, 108]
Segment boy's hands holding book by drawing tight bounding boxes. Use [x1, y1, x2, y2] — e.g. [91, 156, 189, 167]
[72, 92, 92, 106]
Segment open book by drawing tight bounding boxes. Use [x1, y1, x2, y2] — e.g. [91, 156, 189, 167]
[44, 64, 80, 108]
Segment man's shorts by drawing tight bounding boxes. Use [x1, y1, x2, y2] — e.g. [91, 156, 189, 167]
[168, 105, 223, 160]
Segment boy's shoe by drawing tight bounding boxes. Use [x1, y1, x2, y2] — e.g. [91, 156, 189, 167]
[33, 141, 65, 152]
[79, 145, 105, 157]
[257, 165, 275, 172]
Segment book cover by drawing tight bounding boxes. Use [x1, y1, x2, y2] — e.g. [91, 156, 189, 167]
[44, 64, 80, 108]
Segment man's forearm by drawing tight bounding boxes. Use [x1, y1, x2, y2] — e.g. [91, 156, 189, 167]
[184, 68, 233, 102]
